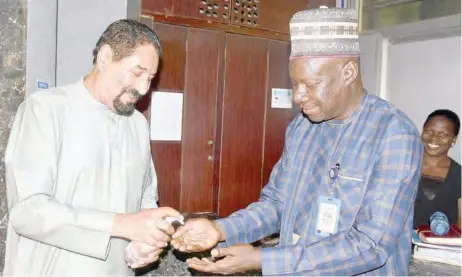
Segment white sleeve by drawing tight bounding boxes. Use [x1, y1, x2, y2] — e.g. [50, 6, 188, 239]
[141, 159, 159, 209]
[5, 97, 114, 260]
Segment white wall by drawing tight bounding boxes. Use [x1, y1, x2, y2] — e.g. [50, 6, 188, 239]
[26, 0, 57, 95]
[387, 36, 461, 163]
[360, 33, 383, 95]
[56, 0, 137, 86]
[26, 0, 140, 95]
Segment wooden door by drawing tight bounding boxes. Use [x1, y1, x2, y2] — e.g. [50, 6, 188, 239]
[143, 23, 223, 212]
[180, 29, 223, 212]
[261, 41, 300, 186]
[148, 23, 187, 210]
[138, 20, 297, 216]
[218, 34, 268, 216]
[217, 35, 298, 216]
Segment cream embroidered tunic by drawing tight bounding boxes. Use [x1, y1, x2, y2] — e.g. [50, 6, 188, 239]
[3, 79, 157, 276]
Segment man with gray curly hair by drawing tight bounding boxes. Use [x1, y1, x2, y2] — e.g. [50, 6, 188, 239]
[3, 19, 180, 276]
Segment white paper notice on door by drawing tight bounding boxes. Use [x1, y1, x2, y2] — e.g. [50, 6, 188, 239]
[271, 88, 293, 109]
[150, 91, 183, 141]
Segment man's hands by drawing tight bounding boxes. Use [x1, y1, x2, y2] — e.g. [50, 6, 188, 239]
[170, 218, 225, 252]
[124, 241, 163, 268]
[116, 210, 246, 271]
[186, 244, 262, 275]
[171, 219, 262, 275]
[114, 207, 184, 269]
[114, 210, 224, 253]
[112, 207, 181, 248]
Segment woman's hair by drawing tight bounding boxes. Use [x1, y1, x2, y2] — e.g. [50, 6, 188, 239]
[424, 109, 460, 136]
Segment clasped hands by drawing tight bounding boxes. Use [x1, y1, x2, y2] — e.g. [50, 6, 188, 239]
[116, 209, 261, 274]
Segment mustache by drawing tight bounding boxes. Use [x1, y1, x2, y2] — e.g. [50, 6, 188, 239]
[121, 88, 142, 100]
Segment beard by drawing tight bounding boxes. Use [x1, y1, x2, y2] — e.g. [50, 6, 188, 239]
[113, 87, 142, 116]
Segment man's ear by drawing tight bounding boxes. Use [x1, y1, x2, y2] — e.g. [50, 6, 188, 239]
[341, 59, 359, 86]
[96, 44, 113, 71]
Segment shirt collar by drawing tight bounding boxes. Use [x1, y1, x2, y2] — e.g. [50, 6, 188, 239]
[327, 90, 369, 126]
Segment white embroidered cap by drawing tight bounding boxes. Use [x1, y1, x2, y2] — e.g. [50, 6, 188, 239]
[289, 6, 360, 58]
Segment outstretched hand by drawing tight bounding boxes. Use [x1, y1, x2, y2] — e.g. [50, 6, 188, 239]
[170, 218, 223, 252]
[186, 244, 262, 275]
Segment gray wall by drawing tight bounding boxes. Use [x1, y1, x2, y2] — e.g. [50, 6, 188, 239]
[388, 36, 461, 163]
[360, 33, 383, 95]
[1, 0, 140, 272]
[56, 0, 139, 86]
[25, 0, 57, 96]
[25, 0, 140, 95]
[359, 14, 461, 162]
[0, 0, 28, 273]
[421, 0, 461, 20]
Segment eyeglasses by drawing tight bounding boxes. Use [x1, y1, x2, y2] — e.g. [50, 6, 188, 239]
[423, 129, 452, 139]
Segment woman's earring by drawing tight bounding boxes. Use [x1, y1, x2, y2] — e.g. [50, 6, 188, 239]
[451, 143, 455, 147]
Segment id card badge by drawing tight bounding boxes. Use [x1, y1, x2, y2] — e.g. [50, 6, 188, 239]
[315, 196, 341, 237]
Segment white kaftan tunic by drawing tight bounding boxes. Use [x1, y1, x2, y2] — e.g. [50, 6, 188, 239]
[3, 79, 158, 276]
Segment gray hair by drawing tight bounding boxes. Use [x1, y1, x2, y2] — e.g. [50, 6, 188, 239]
[92, 19, 162, 64]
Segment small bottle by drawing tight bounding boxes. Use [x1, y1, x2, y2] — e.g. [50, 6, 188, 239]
[430, 211, 450, 236]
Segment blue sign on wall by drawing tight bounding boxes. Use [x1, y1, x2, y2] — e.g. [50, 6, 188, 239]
[37, 81, 49, 89]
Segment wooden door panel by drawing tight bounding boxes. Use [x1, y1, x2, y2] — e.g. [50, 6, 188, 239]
[142, 0, 229, 24]
[261, 41, 300, 187]
[218, 34, 268, 217]
[211, 33, 226, 214]
[150, 23, 187, 210]
[231, 0, 308, 33]
[142, 0, 337, 35]
[181, 28, 221, 212]
[151, 143, 182, 209]
[153, 23, 187, 91]
[142, 0, 173, 14]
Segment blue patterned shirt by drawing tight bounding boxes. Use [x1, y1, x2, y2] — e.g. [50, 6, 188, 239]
[216, 93, 423, 276]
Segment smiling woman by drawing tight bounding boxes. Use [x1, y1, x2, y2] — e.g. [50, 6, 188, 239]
[414, 109, 461, 228]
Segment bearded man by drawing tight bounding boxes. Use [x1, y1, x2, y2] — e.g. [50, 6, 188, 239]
[3, 19, 180, 276]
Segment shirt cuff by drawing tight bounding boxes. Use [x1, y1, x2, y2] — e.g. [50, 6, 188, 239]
[261, 245, 308, 276]
[214, 218, 241, 246]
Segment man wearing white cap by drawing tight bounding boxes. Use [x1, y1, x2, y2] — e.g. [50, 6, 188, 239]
[171, 7, 423, 276]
